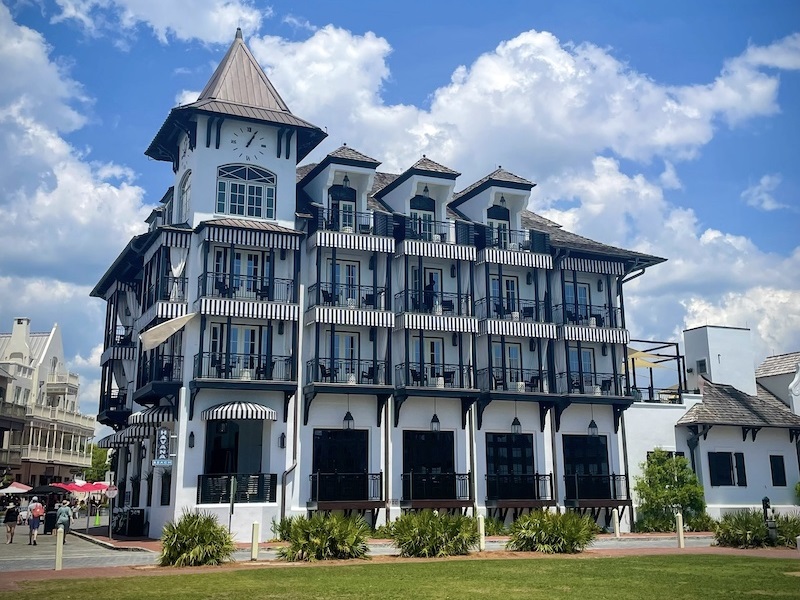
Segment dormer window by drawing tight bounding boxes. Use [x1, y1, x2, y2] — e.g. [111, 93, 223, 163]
[487, 204, 510, 249]
[216, 165, 276, 219]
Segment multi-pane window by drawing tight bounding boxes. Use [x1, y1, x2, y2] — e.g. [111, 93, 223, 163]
[179, 171, 191, 223]
[216, 165, 276, 219]
[708, 452, 747, 487]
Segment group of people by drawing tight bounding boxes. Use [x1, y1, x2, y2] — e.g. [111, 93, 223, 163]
[3, 497, 74, 545]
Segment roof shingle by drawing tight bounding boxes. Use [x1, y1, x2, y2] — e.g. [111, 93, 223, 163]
[755, 352, 800, 378]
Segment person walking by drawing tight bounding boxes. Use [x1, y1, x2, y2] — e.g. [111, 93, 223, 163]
[27, 496, 44, 545]
[55, 499, 72, 543]
[3, 503, 19, 544]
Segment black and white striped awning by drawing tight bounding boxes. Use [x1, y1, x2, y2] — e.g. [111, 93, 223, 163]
[313, 230, 395, 254]
[143, 229, 192, 265]
[396, 313, 479, 333]
[128, 405, 176, 425]
[198, 298, 299, 321]
[478, 248, 553, 269]
[203, 224, 300, 250]
[561, 257, 625, 275]
[397, 240, 476, 261]
[136, 302, 188, 331]
[121, 424, 152, 440]
[201, 402, 278, 421]
[96, 431, 127, 448]
[560, 324, 630, 344]
[305, 306, 394, 328]
[479, 319, 558, 339]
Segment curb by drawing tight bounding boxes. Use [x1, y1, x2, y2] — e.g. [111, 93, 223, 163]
[70, 531, 155, 553]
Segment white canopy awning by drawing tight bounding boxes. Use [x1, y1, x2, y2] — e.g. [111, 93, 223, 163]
[128, 405, 177, 425]
[139, 312, 197, 352]
[201, 402, 277, 421]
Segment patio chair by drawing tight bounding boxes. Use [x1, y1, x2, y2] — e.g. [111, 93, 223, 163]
[410, 368, 426, 386]
[493, 372, 505, 390]
[319, 363, 335, 382]
[321, 289, 334, 305]
[601, 379, 613, 395]
[363, 293, 375, 308]
[441, 299, 455, 314]
[526, 375, 540, 393]
[361, 365, 375, 384]
[444, 370, 456, 387]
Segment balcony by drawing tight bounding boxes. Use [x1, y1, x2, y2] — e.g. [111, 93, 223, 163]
[97, 390, 130, 429]
[133, 354, 183, 405]
[310, 206, 393, 237]
[101, 327, 136, 364]
[395, 362, 474, 391]
[554, 303, 622, 328]
[111, 326, 134, 346]
[401, 472, 472, 509]
[197, 473, 277, 504]
[477, 367, 551, 394]
[481, 227, 548, 252]
[394, 217, 476, 260]
[476, 297, 548, 321]
[308, 472, 383, 514]
[485, 473, 554, 503]
[556, 372, 626, 396]
[25, 404, 95, 430]
[145, 275, 188, 308]
[394, 290, 471, 317]
[306, 358, 388, 386]
[20, 446, 91, 467]
[43, 371, 80, 396]
[0, 448, 22, 468]
[0, 400, 27, 422]
[308, 282, 389, 311]
[194, 352, 293, 382]
[198, 273, 295, 303]
[563, 474, 630, 504]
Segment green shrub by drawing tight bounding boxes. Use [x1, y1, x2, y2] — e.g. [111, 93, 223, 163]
[715, 510, 769, 548]
[270, 516, 296, 541]
[776, 513, 800, 548]
[635, 513, 676, 533]
[795, 482, 800, 504]
[278, 513, 370, 562]
[391, 510, 478, 558]
[372, 522, 394, 539]
[506, 510, 596, 554]
[483, 516, 507, 536]
[159, 510, 236, 567]
[634, 449, 705, 531]
[686, 512, 717, 532]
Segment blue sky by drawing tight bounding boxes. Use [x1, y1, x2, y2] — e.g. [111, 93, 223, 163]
[0, 0, 798, 420]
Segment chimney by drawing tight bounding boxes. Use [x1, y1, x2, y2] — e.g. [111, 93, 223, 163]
[683, 325, 757, 396]
[3, 317, 31, 363]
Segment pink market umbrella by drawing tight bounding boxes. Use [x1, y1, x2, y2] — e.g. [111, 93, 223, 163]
[0, 482, 32, 494]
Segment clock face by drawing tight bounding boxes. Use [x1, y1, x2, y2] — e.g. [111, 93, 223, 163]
[230, 125, 267, 162]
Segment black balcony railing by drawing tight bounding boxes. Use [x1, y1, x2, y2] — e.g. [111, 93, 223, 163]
[138, 355, 183, 387]
[477, 367, 550, 393]
[306, 358, 388, 385]
[553, 303, 622, 328]
[111, 326, 134, 346]
[197, 473, 277, 504]
[309, 206, 393, 237]
[198, 273, 295, 302]
[632, 387, 682, 404]
[194, 353, 293, 381]
[486, 473, 553, 501]
[556, 372, 626, 395]
[563, 474, 629, 502]
[401, 472, 471, 502]
[404, 217, 451, 242]
[395, 362, 474, 389]
[475, 297, 548, 321]
[99, 390, 128, 413]
[476, 226, 550, 253]
[145, 276, 187, 308]
[308, 282, 389, 310]
[309, 472, 383, 502]
[394, 290, 471, 316]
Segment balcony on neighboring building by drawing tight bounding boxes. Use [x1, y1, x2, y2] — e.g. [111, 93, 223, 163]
[197, 473, 278, 504]
[400, 472, 472, 510]
[133, 354, 183, 405]
[395, 363, 475, 392]
[0, 400, 27, 423]
[97, 390, 130, 429]
[556, 371, 627, 396]
[308, 472, 383, 517]
[20, 445, 91, 467]
[308, 282, 389, 311]
[0, 448, 22, 469]
[25, 403, 95, 430]
[43, 371, 80, 397]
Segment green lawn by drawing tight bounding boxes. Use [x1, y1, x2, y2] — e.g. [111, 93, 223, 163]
[3, 555, 799, 599]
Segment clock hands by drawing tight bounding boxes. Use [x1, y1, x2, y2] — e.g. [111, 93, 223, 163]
[245, 131, 258, 148]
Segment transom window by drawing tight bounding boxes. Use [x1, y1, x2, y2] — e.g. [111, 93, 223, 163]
[216, 165, 276, 219]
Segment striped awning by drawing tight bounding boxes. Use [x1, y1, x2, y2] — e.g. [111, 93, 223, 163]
[397, 239, 476, 261]
[143, 229, 192, 266]
[121, 424, 153, 440]
[561, 257, 625, 275]
[313, 230, 395, 254]
[305, 306, 394, 328]
[201, 402, 278, 421]
[128, 405, 176, 425]
[96, 431, 127, 448]
[560, 324, 630, 344]
[197, 298, 299, 321]
[478, 248, 553, 269]
[203, 224, 300, 250]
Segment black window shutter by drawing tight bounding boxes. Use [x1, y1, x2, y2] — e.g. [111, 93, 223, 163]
[769, 455, 786, 487]
[708, 452, 734, 486]
[734, 452, 747, 487]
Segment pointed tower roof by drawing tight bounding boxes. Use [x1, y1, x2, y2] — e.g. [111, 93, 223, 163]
[146, 28, 326, 163]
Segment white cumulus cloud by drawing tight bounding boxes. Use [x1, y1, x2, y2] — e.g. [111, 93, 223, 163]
[741, 174, 789, 211]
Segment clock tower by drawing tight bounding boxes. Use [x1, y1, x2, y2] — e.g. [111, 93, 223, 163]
[145, 28, 326, 228]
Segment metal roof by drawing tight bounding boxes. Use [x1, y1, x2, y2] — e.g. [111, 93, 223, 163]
[0, 331, 52, 366]
[199, 218, 302, 235]
[755, 352, 800, 378]
[677, 379, 800, 428]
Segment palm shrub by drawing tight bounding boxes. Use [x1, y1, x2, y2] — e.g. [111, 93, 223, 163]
[270, 516, 296, 541]
[776, 513, 800, 548]
[372, 521, 394, 539]
[391, 510, 478, 557]
[686, 512, 717, 532]
[483, 516, 507, 536]
[278, 513, 370, 562]
[506, 510, 596, 554]
[715, 510, 769, 548]
[159, 510, 236, 567]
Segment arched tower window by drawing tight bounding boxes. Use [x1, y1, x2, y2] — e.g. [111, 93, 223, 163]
[216, 165, 276, 219]
[179, 170, 192, 223]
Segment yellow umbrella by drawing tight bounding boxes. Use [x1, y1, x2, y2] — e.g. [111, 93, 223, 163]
[624, 356, 667, 370]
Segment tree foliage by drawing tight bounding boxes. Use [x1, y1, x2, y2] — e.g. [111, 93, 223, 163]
[634, 449, 705, 531]
[84, 444, 110, 482]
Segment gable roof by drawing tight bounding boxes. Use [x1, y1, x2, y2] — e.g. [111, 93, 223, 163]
[755, 352, 800, 378]
[373, 156, 460, 199]
[327, 145, 381, 166]
[146, 29, 325, 163]
[451, 167, 535, 206]
[296, 145, 382, 188]
[676, 379, 800, 428]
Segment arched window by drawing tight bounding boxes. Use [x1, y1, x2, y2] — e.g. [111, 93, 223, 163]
[179, 170, 192, 223]
[216, 165, 276, 219]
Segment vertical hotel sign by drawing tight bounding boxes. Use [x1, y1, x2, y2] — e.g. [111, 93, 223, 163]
[151, 427, 173, 467]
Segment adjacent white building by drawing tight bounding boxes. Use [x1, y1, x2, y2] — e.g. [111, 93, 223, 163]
[92, 29, 677, 540]
[0, 318, 95, 485]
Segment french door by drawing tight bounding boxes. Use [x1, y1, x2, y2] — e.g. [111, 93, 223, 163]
[403, 430, 456, 500]
[329, 331, 358, 382]
[491, 276, 519, 314]
[412, 337, 444, 378]
[312, 429, 369, 501]
[488, 218, 509, 249]
[410, 209, 435, 241]
[492, 342, 521, 384]
[562, 435, 610, 499]
[564, 282, 591, 320]
[568, 346, 595, 389]
[330, 260, 359, 304]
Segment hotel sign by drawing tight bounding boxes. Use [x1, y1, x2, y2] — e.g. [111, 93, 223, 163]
[151, 427, 173, 467]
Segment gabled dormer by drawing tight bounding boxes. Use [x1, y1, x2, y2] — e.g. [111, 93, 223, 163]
[374, 157, 460, 221]
[144, 28, 326, 230]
